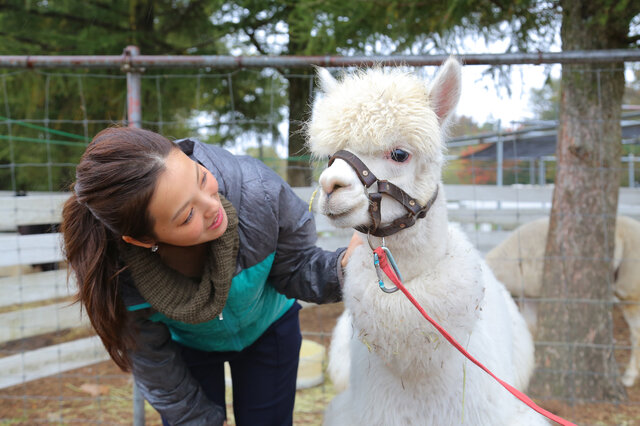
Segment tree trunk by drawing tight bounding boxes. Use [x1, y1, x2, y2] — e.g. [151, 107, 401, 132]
[531, 0, 628, 402]
[286, 72, 313, 187]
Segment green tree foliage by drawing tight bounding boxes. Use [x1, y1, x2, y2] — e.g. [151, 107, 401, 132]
[0, 0, 286, 191]
[529, 77, 561, 121]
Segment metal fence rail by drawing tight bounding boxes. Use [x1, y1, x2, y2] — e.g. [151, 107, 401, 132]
[1, 48, 640, 69]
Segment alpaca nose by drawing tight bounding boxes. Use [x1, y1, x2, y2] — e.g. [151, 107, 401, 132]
[320, 159, 356, 195]
[320, 174, 349, 195]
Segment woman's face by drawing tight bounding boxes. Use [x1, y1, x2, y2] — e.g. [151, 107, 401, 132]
[147, 148, 228, 247]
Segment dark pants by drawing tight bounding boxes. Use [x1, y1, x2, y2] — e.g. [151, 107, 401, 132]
[162, 302, 302, 426]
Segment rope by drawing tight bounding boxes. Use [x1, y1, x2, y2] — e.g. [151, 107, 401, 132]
[373, 246, 576, 426]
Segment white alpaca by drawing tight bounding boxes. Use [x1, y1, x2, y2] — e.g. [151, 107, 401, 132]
[485, 215, 640, 387]
[307, 59, 548, 425]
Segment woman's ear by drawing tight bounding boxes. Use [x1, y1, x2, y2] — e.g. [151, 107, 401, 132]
[122, 235, 155, 249]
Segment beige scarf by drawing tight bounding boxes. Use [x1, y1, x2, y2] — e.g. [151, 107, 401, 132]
[121, 195, 239, 324]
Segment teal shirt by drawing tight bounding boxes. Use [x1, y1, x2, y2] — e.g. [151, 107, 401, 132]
[127, 251, 295, 352]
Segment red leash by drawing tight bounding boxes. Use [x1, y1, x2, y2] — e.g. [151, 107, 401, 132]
[373, 246, 576, 426]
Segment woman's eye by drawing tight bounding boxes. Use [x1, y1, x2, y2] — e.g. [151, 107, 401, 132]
[182, 208, 194, 225]
[389, 149, 410, 163]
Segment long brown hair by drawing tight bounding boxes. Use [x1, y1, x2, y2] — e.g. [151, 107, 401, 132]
[61, 126, 177, 371]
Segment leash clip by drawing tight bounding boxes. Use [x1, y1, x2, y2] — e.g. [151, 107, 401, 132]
[373, 246, 401, 294]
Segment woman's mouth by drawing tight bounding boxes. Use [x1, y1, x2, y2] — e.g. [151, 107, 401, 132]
[208, 209, 224, 230]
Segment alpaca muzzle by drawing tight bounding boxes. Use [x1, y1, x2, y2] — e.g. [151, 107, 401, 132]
[328, 149, 438, 237]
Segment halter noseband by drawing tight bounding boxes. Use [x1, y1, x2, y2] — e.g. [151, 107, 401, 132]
[328, 150, 438, 238]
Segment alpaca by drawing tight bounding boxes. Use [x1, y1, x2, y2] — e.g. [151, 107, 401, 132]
[485, 215, 640, 387]
[307, 59, 548, 425]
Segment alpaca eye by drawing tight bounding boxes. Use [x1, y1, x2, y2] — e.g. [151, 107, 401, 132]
[390, 149, 410, 163]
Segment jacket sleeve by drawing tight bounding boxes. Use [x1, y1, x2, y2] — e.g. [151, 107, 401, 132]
[267, 178, 346, 304]
[126, 309, 225, 426]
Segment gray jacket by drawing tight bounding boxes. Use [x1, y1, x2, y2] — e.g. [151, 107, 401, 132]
[120, 138, 345, 425]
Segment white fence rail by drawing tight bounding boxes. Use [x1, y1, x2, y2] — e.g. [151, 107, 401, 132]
[1, 184, 639, 390]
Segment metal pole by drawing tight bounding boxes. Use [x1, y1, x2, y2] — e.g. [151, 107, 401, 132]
[496, 120, 503, 187]
[629, 153, 635, 188]
[133, 380, 145, 426]
[1, 49, 640, 69]
[538, 158, 545, 186]
[529, 158, 535, 185]
[123, 45, 146, 426]
[125, 46, 142, 128]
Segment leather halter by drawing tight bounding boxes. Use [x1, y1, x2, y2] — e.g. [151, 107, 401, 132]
[328, 150, 438, 237]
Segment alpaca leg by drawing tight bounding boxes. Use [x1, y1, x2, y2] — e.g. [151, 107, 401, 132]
[621, 301, 640, 387]
[327, 310, 353, 392]
[323, 391, 354, 426]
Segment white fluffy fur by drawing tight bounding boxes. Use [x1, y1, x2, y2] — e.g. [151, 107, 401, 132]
[308, 59, 547, 425]
[486, 215, 640, 387]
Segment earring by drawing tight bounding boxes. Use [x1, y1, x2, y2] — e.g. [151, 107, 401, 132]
[151, 244, 159, 253]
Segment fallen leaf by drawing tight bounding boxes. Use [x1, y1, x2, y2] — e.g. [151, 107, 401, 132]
[79, 383, 110, 397]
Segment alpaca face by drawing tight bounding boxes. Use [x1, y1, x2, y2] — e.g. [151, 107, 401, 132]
[317, 147, 433, 230]
[307, 59, 462, 231]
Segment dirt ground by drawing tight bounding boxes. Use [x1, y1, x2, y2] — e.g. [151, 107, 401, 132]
[1, 302, 640, 425]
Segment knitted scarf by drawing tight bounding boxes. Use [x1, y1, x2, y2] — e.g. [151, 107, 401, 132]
[121, 195, 239, 324]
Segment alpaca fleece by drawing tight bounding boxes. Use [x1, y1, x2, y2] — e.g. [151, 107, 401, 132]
[307, 59, 549, 425]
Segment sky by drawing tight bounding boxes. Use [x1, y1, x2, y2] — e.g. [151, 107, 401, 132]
[456, 61, 638, 128]
[443, 35, 561, 128]
[456, 63, 560, 127]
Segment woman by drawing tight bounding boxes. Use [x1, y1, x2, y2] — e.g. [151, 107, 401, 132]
[61, 126, 359, 425]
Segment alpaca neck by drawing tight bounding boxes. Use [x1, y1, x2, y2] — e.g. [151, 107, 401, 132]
[367, 187, 449, 279]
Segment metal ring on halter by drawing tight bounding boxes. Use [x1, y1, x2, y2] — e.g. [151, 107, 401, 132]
[373, 248, 399, 293]
[367, 233, 385, 250]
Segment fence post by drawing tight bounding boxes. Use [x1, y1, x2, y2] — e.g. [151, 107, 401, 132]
[125, 45, 142, 129]
[123, 45, 146, 426]
[629, 153, 635, 188]
[538, 157, 545, 186]
[529, 158, 535, 185]
[496, 119, 503, 187]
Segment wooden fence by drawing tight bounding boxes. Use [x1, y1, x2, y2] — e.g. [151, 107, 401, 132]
[1, 184, 640, 389]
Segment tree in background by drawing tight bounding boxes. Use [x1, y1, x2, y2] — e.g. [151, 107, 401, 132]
[0, 0, 286, 191]
[517, 4, 640, 400]
[535, 0, 639, 402]
[529, 77, 562, 122]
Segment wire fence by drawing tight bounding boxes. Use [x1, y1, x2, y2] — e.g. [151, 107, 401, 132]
[1, 49, 640, 425]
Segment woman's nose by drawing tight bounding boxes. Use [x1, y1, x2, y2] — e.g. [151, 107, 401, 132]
[202, 196, 219, 218]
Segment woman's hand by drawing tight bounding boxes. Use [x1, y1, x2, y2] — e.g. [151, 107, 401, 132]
[341, 232, 363, 268]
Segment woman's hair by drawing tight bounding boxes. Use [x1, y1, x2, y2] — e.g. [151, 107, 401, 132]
[61, 126, 177, 371]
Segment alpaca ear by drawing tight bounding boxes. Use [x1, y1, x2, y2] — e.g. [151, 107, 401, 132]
[316, 67, 338, 93]
[429, 57, 462, 124]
